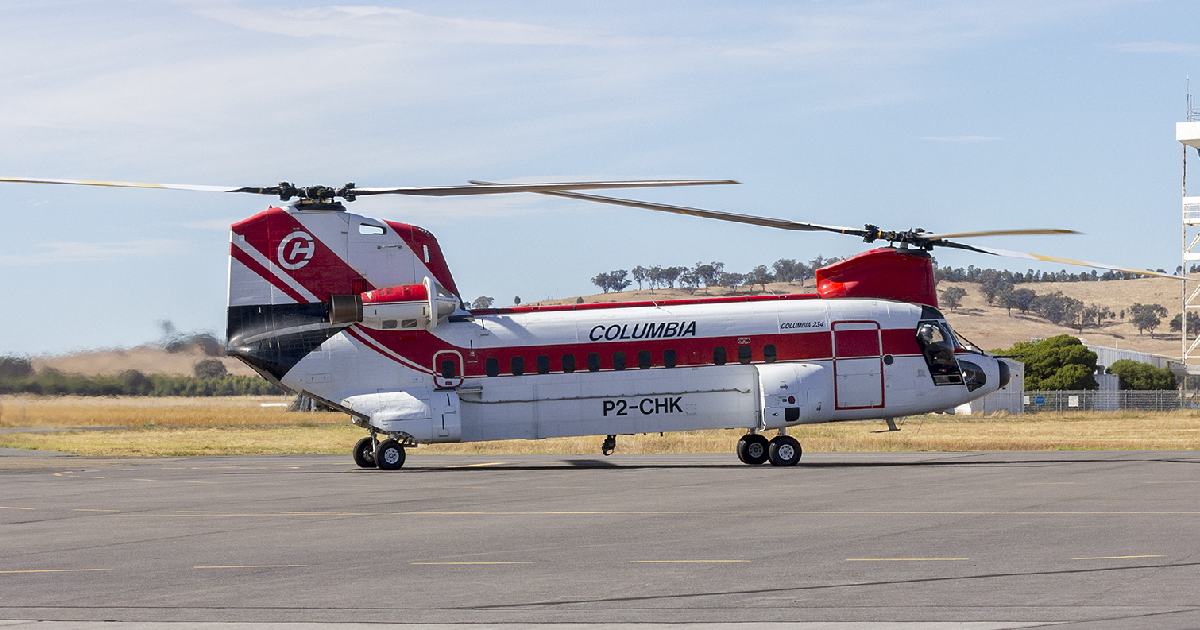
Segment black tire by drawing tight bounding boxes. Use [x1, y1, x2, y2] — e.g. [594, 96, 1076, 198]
[352, 437, 376, 469]
[736, 434, 769, 465]
[375, 439, 406, 470]
[768, 435, 802, 467]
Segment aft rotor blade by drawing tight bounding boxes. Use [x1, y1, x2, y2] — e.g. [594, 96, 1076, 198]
[353, 179, 739, 197]
[0, 176, 251, 193]
[924, 228, 1080, 240]
[470, 182, 867, 236]
[939, 241, 1181, 279]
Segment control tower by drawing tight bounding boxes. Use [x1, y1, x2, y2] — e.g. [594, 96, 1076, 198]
[1178, 98, 1200, 394]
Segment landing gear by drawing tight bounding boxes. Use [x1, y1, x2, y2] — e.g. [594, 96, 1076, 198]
[352, 436, 376, 469]
[375, 439, 407, 470]
[736, 434, 770, 465]
[601, 434, 616, 456]
[768, 435, 802, 467]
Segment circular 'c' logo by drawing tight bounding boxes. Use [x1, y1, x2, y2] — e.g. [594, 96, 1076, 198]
[277, 231, 316, 270]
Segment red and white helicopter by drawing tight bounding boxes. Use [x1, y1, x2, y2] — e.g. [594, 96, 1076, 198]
[1, 176, 1176, 469]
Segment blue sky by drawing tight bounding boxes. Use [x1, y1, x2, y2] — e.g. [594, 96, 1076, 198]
[1, 0, 1198, 355]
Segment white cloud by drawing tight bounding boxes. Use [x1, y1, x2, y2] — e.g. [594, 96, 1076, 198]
[0, 239, 183, 266]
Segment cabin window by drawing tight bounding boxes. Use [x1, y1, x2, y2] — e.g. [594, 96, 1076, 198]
[764, 344, 777, 363]
[713, 347, 727, 365]
[638, 350, 652, 369]
[562, 354, 576, 373]
[536, 355, 550, 374]
[613, 352, 627, 371]
[485, 357, 499, 377]
[738, 345, 752, 364]
[587, 353, 601, 372]
[440, 359, 457, 379]
[664, 349, 677, 368]
[510, 356, 525, 376]
[358, 223, 385, 235]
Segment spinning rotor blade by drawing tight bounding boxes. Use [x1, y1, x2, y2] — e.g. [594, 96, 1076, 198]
[354, 179, 738, 197]
[923, 228, 1079, 240]
[939, 241, 1180, 279]
[468, 181, 866, 236]
[0, 177, 248, 193]
[0, 177, 738, 201]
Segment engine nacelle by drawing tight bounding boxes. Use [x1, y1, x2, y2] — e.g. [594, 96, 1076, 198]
[329, 277, 458, 331]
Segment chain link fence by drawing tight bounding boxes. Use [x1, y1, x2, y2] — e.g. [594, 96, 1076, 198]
[1022, 390, 1186, 413]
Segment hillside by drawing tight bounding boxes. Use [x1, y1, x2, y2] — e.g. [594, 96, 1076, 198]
[32, 346, 257, 377]
[532, 277, 1185, 358]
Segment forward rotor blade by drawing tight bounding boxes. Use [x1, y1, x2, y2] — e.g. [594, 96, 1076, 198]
[0, 177, 249, 193]
[924, 228, 1080, 240]
[939, 241, 1180, 279]
[354, 179, 739, 197]
[470, 182, 867, 236]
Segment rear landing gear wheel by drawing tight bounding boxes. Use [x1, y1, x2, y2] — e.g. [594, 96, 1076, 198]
[352, 437, 376, 469]
[768, 435, 802, 467]
[375, 439, 406, 470]
[736, 434, 769, 465]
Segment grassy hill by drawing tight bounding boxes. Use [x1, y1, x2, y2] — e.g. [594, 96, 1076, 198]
[32, 346, 256, 377]
[532, 277, 1184, 358]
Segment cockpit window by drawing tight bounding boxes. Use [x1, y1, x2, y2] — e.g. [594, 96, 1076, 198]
[916, 320, 964, 385]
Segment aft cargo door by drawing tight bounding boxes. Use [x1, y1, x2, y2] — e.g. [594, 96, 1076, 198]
[832, 321, 884, 410]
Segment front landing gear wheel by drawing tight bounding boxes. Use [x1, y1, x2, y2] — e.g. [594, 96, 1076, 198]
[768, 435, 802, 467]
[375, 439, 406, 470]
[736, 434, 769, 465]
[352, 437, 376, 469]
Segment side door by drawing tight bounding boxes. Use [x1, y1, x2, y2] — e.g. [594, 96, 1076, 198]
[832, 321, 884, 410]
[433, 350, 464, 389]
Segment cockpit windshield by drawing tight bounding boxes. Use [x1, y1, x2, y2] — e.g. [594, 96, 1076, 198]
[915, 320, 964, 385]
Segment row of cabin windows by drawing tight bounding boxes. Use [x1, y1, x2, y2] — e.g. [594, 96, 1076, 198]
[481, 344, 778, 377]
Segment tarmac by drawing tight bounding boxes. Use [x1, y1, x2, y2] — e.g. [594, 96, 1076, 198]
[0, 450, 1198, 628]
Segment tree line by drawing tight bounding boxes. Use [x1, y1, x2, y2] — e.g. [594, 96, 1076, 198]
[995, 335, 1176, 390]
[940, 283, 1172, 337]
[588, 257, 843, 295]
[0, 356, 282, 397]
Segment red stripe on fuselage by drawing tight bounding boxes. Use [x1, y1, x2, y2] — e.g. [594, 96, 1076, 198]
[234, 207, 375, 301]
[352, 325, 922, 377]
[229, 243, 307, 303]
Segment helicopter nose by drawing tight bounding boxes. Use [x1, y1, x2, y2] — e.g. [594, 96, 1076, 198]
[997, 359, 1011, 389]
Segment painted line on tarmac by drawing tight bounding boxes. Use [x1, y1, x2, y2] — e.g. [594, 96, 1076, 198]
[121, 509, 1200, 519]
[0, 569, 111, 574]
[71, 509, 119, 513]
[446, 461, 508, 468]
[1071, 554, 1166, 560]
[846, 557, 970, 562]
[0, 507, 34, 511]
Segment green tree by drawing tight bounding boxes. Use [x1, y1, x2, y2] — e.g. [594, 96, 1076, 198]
[1129, 303, 1168, 336]
[995, 334, 1098, 390]
[940, 286, 966, 311]
[193, 359, 228, 379]
[1107, 359, 1176, 390]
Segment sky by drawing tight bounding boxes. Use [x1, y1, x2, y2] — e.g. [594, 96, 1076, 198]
[1, 0, 1198, 355]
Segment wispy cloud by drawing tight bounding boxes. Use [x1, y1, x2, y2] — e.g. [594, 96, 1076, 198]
[0, 239, 183, 266]
[919, 135, 1004, 143]
[1114, 41, 1200, 55]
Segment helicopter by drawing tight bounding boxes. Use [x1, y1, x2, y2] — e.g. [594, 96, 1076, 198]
[0, 175, 1177, 469]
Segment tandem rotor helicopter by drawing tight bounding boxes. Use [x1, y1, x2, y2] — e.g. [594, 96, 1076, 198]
[0, 176, 1177, 469]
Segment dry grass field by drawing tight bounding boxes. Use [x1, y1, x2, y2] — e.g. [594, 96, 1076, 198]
[1, 396, 1197, 457]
